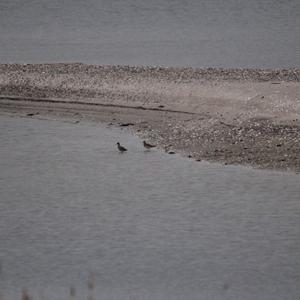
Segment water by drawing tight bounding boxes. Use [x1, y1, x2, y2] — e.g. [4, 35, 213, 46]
[0, 0, 299, 68]
[0, 114, 300, 300]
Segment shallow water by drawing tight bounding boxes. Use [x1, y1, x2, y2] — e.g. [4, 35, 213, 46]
[0, 0, 299, 68]
[0, 115, 300, 300]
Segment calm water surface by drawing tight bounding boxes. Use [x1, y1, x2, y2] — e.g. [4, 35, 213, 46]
[0, 115, 299, 300]
[0, 0, 299, 67]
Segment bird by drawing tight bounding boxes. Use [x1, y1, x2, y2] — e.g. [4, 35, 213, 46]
[116, 142, 127, 152]
[143, 140, 156, 150]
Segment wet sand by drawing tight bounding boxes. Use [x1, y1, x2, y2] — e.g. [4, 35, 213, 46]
[1, 63, 300, 171]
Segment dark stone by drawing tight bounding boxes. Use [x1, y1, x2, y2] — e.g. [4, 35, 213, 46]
[119, 123, 135, 127]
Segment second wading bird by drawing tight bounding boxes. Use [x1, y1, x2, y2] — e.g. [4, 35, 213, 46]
[116, 142, 127, 152]
[143, 140, 156, 150]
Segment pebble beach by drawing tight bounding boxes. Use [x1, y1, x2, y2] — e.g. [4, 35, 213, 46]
[1, 63, 300, 171]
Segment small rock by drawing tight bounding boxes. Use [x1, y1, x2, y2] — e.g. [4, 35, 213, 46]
[119, 122, 135, 127]
[168, 151, 175, 154]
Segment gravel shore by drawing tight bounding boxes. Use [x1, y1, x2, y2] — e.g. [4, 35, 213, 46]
[1, 63, 300, 172]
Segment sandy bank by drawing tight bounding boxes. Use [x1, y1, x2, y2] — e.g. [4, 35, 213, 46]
[1, 63, 300, 171]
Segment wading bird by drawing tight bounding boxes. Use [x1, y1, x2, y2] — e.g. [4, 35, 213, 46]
[116, 142, 127, 152]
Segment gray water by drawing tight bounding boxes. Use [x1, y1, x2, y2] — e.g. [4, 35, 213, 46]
[0, 0, 299, 68]
[0, 114, 300, 300]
